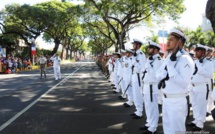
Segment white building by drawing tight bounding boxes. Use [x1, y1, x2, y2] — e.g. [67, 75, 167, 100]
[201, 14, 213, 32]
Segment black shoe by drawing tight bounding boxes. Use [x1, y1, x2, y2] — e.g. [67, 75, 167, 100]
[206, 112, 211, 117]
[112, 87, 116, 89]
[108, 80, 111, 82]
[111, 84, 115, 86]
[118, 96, 126, 100]
[113, 91, 118, 93]
[139, 126, 148, 130]
[130, 113, 136, 116]
[123, 103, 132, 107]
[192, 126, 202, 131]
[133, 115, 142, 119]
[142, 130, 157, 134]
[186, 122, 195, 127]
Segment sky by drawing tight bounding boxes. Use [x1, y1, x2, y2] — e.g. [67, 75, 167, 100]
[0, 0, 209, 49]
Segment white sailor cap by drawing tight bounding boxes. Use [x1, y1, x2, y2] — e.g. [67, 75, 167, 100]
[131, 38, 143, 45]
[148, 40, 161, 49]
[159, 50, 164, 54]
[125, 48, 134, 53]
[189, 50, 195, 55]
[195, 44, 207, 51]
[120, 49, 126, 53]
[113, 52, 121, 55]
[205, 46, 213, 52]
[170, 29, 188, 41]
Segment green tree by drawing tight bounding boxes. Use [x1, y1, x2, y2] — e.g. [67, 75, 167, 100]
[35, 1, 80, 55]
[188, 27, 207, 45]
[205, 30, 215, 47]
[84, 0, 186, 51]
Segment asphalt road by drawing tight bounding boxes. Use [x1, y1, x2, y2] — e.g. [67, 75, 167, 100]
[0, 60, 214, 134]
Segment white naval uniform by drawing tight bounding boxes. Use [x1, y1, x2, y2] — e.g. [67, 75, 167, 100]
[113, 58, 120, 92]
[118, 56, 126, 98]
[156, 50, 194, 134]
[191, 58, 213, 129]
[122, 56, 133, 106]
[206, 56, 215, 114]
[50, 56, 62, 80]
[142, 54, 163, 133]
[117, 57, 124, 94]
[132, 49, 146, 116]
[107, 58, 114, 84]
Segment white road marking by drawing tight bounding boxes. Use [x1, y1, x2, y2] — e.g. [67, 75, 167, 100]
[0, 66, 83, 132]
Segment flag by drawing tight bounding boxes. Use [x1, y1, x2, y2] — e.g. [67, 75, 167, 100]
[31, 43, 36, 55]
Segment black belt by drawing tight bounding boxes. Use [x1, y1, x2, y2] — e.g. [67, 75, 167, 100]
[211, 79, 213, 91]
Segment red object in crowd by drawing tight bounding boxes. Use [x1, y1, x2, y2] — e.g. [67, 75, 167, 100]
[159, 43, 167, 52]
[5, 69, 11, 74]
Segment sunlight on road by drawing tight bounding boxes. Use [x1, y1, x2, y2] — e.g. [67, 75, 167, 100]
[108, 122, 125, 129]
[102, 102, 123, 107]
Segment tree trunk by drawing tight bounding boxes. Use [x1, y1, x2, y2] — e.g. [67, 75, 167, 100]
[52, 39, 60, 55]
[66, 48, 69, 60]
[206, 0, 215, 32]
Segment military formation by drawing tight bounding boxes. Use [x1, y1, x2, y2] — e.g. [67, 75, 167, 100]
[96, 28, 215, 134]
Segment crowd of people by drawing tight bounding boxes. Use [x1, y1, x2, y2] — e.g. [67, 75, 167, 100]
[96, 28, 215, 134]
[0, 55, 53, 74]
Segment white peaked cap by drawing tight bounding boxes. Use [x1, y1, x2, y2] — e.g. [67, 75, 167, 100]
[120, 49, 126, 53]
[170, 29, 188, 41]
[125, 48, 134, 53]
[114, 52, 121, 55]
[132, 38, 143, 45]
[195, 44, 207, 50]
[206, 46, 213, 51]
[148, 40, 161, 49]
[159, 50, 164, 54]
[189, 50, 195, 55]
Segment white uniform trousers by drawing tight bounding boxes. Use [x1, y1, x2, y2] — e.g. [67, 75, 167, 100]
[207, 90, 214, 113]
[157, 89, 163, 105]
[113, 74, 120, 92]
[192, 85, 208, 128]
[120, 80, 126, 98]
[125, 81, 133, 106]
[132, 81, 143, 116]
[143, 85, 159, 132]
[53, 66, 61, 80]
[163, 97, 187, 134]
[109, 71, 114, 83]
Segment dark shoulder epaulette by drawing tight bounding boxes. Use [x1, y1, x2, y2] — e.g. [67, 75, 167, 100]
[140, 52, 143, 55]
[157, 56, 161, 60]
[207, 58, 212, 61]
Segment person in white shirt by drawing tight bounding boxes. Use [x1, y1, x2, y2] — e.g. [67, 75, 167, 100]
[50, 53, 62, 80]
[187, 44, 214, 131]
[130, 39, 146, 119]
[140, 41, 163, 134]
[38, 53, 47, 79]
[122, 48, 134, 107]
[205, 46, 215, 117]
[156, 29, 194, 134]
